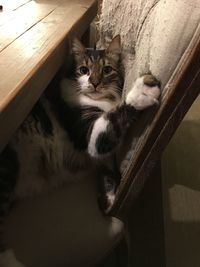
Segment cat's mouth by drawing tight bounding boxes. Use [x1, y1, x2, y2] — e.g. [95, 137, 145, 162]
[86, 92, 105, 100]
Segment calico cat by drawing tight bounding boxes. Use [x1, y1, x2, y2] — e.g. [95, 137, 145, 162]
[0, 35, 160, 267]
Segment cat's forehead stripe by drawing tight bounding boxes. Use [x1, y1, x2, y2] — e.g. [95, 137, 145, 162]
[86, 49, 105, 61]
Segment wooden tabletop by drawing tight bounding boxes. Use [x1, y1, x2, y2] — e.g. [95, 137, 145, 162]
[0, 0, 97, 152]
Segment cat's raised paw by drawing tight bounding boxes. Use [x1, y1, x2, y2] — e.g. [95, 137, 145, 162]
[126, 74, 161, 110]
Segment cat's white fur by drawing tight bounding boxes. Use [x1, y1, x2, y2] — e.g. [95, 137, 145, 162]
[104, 189, 116, 214]
[126, 76, 160, 110]
[61, 76, 160, 112]
[61, 76, 160, 161]
[88, 116, 109, 157]
[61, 78, 117, 112]
[77, 74, 90, 91]
[79, 95, 115, 112]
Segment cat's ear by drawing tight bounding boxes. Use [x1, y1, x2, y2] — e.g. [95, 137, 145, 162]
[106, 35, 121, 55]
[72, 38, 86, 56]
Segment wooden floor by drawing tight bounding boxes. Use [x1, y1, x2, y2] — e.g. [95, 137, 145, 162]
[0, 0, 97, 152]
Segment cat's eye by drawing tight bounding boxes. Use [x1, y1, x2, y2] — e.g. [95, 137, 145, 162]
[79, 66, 89, 75]
[103, 66, 113, 75]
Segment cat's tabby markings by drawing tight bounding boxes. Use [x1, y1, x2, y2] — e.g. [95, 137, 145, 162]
[0, 35, 160, 267]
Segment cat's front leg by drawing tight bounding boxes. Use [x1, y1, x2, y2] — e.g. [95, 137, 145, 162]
[87, 74, 160, 159]
[98, 174, 117, 215]
[126, 74, 161, 110]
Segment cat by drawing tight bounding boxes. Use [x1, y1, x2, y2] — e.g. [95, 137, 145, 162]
[0, 35, 160, 267]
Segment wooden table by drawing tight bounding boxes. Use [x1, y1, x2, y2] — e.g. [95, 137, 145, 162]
[0, 0, 97, 152]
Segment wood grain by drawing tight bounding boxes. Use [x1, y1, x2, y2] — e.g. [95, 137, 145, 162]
[0, 1, 56, 51]
[0, 0, 31, 11]
[0, 0, 97, 152]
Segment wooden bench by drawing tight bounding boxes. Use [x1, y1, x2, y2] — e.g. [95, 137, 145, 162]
[0, 0, 97, 152]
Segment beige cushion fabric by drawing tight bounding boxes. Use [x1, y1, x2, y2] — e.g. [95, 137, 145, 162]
[99, 0, 200, 91]
[5, 172, 123, 267]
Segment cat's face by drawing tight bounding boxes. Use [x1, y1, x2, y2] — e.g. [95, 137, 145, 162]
[72, 35, 123, 102]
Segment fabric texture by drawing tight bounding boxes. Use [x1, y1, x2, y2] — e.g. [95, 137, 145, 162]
[99, 0, 200, 92]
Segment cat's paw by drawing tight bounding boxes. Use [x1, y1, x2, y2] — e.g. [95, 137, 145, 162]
[126, 74, 161, 110]
[98, 190, 116, 215]
[0, 250, 26, 267]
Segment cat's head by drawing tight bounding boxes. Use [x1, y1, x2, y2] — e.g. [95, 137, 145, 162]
[72, 35, 123, 102]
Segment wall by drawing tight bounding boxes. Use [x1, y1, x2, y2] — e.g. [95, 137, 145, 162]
[162, 96, 200, 267]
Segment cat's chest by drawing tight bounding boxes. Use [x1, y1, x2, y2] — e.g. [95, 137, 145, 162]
[61, 78, 118, 112]
[78, 95, 117, 112]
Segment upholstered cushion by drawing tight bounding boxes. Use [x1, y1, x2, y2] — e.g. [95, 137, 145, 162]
[99, 0, 200, 90]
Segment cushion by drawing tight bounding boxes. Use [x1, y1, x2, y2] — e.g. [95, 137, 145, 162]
[99, 0, 200, 90]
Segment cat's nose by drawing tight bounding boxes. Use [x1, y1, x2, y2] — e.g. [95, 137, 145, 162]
[90, 81, 100, 89]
